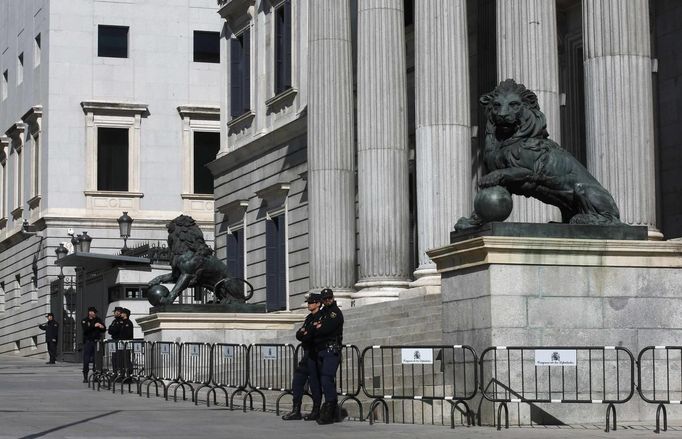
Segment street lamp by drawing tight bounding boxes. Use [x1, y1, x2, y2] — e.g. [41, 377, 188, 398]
[79, 231, 92, 253]
[117, 211, 133, 253]
[55, 243, 68, 261]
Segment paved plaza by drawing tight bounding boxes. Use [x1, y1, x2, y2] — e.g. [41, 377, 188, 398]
[0, 354, 678, 439]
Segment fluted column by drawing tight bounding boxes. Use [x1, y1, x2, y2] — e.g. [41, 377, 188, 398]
[583, 0, 658, 237]
[355, 0, 410, 302]
[496, 0, 561, 223]
[307, 0, 356, 300]
[412, 0, 471, 286]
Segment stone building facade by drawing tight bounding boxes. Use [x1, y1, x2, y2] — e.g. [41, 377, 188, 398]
[211, 0, 682, 311]
[0, 0, 223, 357]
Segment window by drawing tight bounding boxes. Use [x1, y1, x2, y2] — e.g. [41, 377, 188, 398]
[98, 25, 128, 58]
[0, 159, 6, 219]
[265, 214, 287, 311]
[226, 228, 245, 279]
[31, 134, 39, 198]
[193, 31, 220, 63]
[274, 1, 292, 94]
[17, 53, 23, 84]
[34, 34, 41, 67]
[2, 70, 7, 100]
[230, 30, 250, 118]
[14, 146, 22, 212]
[193, 132, 219, 194]
[97, 127, 129, 191]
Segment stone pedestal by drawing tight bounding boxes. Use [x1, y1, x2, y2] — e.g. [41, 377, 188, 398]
[429, 230, 682, 424]
[136, 312, 304, 345]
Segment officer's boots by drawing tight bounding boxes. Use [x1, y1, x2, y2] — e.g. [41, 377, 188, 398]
[281, 402, 303, 420]
[82, 372, 88, 383]
[303, 404, 320, 421]
[316, 401, 337, 425]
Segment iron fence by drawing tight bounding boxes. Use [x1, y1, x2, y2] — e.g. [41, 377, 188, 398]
[479, 346, 635, 432]
[246, 344, 296, 414]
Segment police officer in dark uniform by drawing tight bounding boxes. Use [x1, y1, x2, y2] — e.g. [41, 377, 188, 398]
[313, 288, 344, 425]
[81, 306, 106, 383]
[118, 308, 135, 375]
[282, 293, 323, 421]
[107, 307, 124, 373]
[38, 313, 59, 364]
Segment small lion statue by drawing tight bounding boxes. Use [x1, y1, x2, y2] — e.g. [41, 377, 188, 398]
[455, 79, 621, 231]
[148, 215, 253, 305]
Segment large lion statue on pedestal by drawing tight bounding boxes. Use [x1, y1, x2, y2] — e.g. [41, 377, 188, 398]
[456, 79, 622, 231]
[148, 215, 253, 305]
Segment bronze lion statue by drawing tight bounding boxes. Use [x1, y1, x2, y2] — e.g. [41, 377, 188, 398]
[455, 79, 621, 231]
[148, 215, 253, 305]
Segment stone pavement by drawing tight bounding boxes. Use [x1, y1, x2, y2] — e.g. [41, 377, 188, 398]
[0, 354, 677, 439]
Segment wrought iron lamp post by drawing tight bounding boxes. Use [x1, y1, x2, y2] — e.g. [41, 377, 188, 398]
[117, 211, 133, 253]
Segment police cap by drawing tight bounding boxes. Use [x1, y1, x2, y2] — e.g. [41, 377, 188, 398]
[306, 293, 321, 304]
[46, 312, 54, 318]
[320, 288, 333, 299]
[121, 308, 130, 316]
[114, 306, 124, 312]
[87, 306, 98, 313]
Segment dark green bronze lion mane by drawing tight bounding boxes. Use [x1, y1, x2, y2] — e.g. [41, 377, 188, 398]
[148, 215, 253, 305]
[456, 79, 621, 231]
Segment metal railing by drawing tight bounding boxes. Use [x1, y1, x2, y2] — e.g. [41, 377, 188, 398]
[479, 346, 635, 432]
[361, 345, 478, 427]
[246, 344, 296, 414]
[86, 340, 682, 432]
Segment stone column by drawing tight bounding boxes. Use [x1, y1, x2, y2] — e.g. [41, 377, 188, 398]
[496, 0, 561, 223]
[307, 0, 356, 300]
[412, 0, 471, 287]
[583, 0, 658, 237]
[355, 0, 410, 303]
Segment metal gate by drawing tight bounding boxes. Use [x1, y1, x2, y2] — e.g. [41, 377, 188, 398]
[50, 275, 78, 361]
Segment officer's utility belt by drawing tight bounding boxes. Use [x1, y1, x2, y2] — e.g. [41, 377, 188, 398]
[324, 341, 341, 353]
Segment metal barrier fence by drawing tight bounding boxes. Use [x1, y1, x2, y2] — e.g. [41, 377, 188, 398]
[179, 342, 212, 403]
[361, 345, 478, 427]
[479, 346, 635, 432]
[209, 343, 249, 409]
[637, 346, 682, 434]
[86, 340, 682, 432]
[246, 344, 296, 413]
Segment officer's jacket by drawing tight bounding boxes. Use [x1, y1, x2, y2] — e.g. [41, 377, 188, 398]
[39, 320, 59, 342]
[119, 319, 134, 340]
[313, 301, 344, 350]
[296, 312, 320, 350]
[81, 317, 106, 342]
[108, 317, 122, 340]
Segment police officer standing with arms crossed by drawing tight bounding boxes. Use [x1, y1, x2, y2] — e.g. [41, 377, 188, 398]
[107, 306, 124, 373]
[282, 293, 323, 421]
[313, 288, 344, 425]
[38, 313, 59, 364]
[81, 306, 106, 383]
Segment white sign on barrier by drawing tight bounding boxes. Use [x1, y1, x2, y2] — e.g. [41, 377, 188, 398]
[401, 348, 433, 365]
[222, 346, 234, 359]
[190, 345, 200, 356]
[262, 346, 278, 360]
[133, 343, 142, 353]
[535, 349, 577, 367]
[117, 342, 126, 351]
[160, 344, 170, 355]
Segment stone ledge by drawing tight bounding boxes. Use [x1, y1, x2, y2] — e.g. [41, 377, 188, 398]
[137, 311, 305, 335]
[429, 236, 682, 273]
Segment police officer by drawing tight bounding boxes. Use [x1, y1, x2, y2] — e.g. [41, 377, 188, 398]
[282, 293, 323, 421]
[313, 288, 344, 425]
[108, 307, 124, 373]
[81, 306, 106, 383]
[38, 313, 59, 364]
[118, 308, 135, 375]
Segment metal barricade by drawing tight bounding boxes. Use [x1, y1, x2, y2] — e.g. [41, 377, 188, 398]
[94, 340, 119, 391]
[148, 341, 181, 400]
[113, 340, 147, 395]
[136, 341, 157, 397]
[178, 342, 212, 403]
[246, 344, 296, 413]
[90, 340, 107, 390]
[637, 346, 682, 434]
[337, 345, 363, 419]
[479, 346, 634, 432]
[361, 345, 478, 427]
[210, 343, 249, 409]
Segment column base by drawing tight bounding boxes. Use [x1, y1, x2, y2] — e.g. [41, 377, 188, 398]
[648, 227, 664, 241]
[410, 266, 441, 288]
[351, 279, 409, 306]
